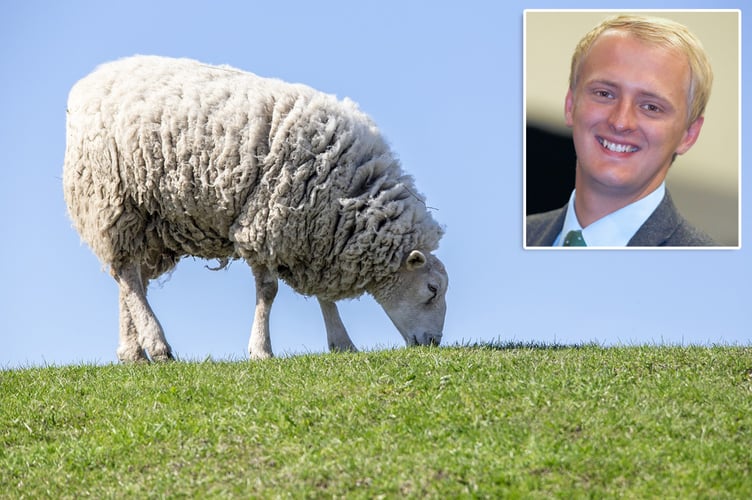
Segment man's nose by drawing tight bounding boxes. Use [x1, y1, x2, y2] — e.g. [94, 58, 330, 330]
[608, 99, 637, 133]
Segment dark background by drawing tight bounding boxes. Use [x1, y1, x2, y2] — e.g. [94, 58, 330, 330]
[525, 124, 576, 215]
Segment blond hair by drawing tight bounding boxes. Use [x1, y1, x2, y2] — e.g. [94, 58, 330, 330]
[569, 15, 713, 124]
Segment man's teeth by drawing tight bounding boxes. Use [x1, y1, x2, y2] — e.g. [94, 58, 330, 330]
[599, 137, 638, 153]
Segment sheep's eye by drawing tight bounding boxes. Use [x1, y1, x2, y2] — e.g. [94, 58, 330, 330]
[426, 283, 438, 304]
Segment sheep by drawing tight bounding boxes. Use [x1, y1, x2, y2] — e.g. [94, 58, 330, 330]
[63, 55, 448, 362]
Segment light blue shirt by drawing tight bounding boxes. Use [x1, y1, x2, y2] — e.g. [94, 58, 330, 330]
[554, 183, 666, 247]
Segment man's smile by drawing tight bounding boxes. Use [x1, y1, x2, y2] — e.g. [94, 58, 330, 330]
[598, 136, 640, 153]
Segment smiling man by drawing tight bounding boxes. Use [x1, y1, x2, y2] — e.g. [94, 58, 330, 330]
[526, 15, 717, 247]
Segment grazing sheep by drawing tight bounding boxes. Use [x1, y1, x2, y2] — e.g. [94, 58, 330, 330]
[63, 55, 448, 362]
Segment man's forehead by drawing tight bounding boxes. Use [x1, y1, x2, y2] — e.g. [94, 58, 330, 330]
[581, 31, 691, 97]
[588, 30, 689, 68]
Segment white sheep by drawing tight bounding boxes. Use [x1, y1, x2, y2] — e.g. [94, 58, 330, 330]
[63, 55, 448, 362]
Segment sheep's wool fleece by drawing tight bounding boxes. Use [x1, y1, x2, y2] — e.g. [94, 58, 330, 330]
[64, 55, 443, 301]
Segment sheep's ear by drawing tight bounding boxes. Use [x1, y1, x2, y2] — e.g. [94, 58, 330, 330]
[406, 250, 427, 271]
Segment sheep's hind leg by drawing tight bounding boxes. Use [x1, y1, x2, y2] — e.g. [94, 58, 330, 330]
[115, 292, 148, 362]
[248, 266, 277, 360]
[318, 299, 357, 353]
[112, 262, 174, 362]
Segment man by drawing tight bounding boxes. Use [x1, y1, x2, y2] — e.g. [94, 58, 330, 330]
[526, 15, 716, 247]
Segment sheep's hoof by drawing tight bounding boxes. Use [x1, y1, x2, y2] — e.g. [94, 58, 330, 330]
[329, 343, 358, 353]
[150, 350, 175, 362]
[117, 346, 149, 363]
[249, 351, 273, 361]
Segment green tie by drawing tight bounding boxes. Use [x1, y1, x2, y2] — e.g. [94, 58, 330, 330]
[563, 230, 587, 247]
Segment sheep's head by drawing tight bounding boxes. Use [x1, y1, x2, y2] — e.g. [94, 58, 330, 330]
[373, 250, 448, 347]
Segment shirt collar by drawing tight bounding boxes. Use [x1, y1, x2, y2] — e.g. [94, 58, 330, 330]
[556, 183, 666, 247]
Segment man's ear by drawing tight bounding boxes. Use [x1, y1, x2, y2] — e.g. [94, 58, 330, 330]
[676, 116, 704, 156]
[564, 88, 575, 128]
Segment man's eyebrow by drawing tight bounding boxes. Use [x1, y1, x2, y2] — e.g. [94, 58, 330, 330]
[585, 78, 619, 89]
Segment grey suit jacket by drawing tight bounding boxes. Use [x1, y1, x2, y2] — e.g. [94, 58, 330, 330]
[526, 191, 716, 247]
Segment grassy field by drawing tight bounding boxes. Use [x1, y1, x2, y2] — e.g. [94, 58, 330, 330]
[2, 344, 751, 498]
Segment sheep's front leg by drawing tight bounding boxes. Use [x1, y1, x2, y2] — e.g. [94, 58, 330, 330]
[111, 262, 174, 362]
[318, 299, 357, 353]
[248, 266, 277, 360]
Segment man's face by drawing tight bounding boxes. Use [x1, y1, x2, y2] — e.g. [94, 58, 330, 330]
[565, 30, 704, 201]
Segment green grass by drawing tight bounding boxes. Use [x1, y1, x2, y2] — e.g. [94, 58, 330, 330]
[2, 344, 751, 498]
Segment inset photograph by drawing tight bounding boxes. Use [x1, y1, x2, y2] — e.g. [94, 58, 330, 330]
[524, 10, 740, 248]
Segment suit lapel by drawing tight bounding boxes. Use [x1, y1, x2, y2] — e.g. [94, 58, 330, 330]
[627, 192, 679, 246]
[532, 206, 567, 246]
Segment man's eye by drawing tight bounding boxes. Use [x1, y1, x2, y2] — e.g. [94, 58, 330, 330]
[642, 103, 662, 113]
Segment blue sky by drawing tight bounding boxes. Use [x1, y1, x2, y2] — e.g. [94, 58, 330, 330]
[1, 0, 749, 368]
